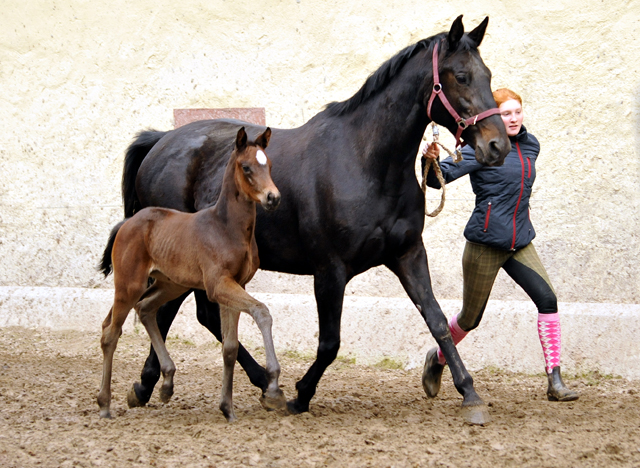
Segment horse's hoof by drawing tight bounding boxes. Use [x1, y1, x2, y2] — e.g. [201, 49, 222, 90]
[220, 403, 237, 422]
[422, 347, 445, 398]
[260, 390, 287, 411]
[286, 398, 309, 415]
[159, 386, 174, 403]
[99, 408, 112, 419]
[129, 382, 151, 407]
[127, 385, 146, 408]
[460, 403, 491, 426]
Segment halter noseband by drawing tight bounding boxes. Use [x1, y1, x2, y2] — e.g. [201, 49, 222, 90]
[426, 41, 501, 149]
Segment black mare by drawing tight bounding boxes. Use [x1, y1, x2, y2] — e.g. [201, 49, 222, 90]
[118, 16, 509, 424]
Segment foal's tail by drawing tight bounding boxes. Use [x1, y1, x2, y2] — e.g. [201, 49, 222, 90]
[98, 220, 127, 278]
[122, 130, 167, 217]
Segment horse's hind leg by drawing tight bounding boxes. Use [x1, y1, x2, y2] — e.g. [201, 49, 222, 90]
[97, 295, 137, 418]
[136, 282, 189, 404]
[129, 291, 190, 408]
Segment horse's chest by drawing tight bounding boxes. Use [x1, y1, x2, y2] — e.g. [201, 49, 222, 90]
[235, 245, 259, 286]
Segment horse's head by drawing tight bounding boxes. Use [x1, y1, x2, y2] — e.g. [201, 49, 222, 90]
[234, 127, 281, 211]
[426, 16, 510, 166]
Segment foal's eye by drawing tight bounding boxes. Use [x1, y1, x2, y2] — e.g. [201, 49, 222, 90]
[242, 164, 251, 174]
[455, 74, 469, 85]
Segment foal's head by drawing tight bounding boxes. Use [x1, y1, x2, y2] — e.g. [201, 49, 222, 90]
[233, 127, 280, 211]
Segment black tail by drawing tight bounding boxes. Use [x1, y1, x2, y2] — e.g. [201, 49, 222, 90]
[122, 130, 167, 217]
[98, 220, 127, 277]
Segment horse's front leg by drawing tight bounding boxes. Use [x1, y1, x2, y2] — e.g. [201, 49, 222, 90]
[128, 291, 191, 408]
[387, 242, 490, 425]
[193, 290, 269, 392]
[211, 277, 286, 421]
[287, 262, 346, 414]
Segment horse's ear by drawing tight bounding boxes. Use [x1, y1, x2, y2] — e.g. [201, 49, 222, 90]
[468, 17, 489, 47]
[236, 127, 247, 151]
[447, 15, 465, 51]
[256, 127, 272, 149]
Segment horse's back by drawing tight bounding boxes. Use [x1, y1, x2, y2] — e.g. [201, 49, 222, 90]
[136, 119, 268, 212]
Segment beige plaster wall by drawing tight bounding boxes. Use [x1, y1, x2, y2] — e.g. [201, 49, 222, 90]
[1, 0, 639, 308]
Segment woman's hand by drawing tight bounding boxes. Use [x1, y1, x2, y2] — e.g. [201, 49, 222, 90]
[422, 142, 440, 160]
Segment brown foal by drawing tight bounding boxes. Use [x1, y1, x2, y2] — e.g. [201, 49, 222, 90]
[97, 127, 285, 422]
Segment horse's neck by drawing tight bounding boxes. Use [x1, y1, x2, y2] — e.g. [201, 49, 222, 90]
[336, 55, 431, 179]
[211, 156, 256, 238]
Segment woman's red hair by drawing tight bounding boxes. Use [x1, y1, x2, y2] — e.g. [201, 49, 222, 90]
[492, 88, 522, 107]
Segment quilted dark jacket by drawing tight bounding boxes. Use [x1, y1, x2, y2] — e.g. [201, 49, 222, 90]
[426, 126, 539, 251]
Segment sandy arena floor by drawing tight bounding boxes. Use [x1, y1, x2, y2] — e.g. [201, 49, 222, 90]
[0, 326, 639, 467]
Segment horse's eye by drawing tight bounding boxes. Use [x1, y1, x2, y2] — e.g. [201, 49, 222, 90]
[455, 74, 468, 85]
[242, 164, 251, 174]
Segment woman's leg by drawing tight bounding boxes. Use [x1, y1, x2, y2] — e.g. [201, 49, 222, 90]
[423, 242, 508, 397]
[503, 243, 578, 401]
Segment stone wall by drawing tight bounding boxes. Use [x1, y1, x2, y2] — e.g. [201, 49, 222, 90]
[1, 1, 639, 374]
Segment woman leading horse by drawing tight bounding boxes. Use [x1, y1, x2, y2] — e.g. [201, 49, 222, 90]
[422, 88, 579, 402]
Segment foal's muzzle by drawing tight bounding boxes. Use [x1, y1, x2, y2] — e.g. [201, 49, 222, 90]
[263, 191, 281, 211]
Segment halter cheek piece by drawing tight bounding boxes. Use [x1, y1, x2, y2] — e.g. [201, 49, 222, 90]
[426, 41, 501, 150]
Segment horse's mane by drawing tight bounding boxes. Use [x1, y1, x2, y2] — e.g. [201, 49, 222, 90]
[324, 32, 477, 117]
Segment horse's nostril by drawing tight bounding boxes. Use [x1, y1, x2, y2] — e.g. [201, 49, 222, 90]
[267, 192, 281, 208]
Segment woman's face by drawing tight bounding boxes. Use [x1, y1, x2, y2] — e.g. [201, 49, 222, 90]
[499, 99, 524, 137]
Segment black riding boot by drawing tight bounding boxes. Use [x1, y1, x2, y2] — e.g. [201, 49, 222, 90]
[546, 366, 579, 401]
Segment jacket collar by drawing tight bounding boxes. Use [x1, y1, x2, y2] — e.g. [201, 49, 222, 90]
[509, 125, 529, 143]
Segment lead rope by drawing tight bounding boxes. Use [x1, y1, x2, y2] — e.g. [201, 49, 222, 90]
[421, 123, 463, 217]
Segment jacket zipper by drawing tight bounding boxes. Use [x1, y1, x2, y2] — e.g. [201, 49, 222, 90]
[483, 202, 492, 232]
[512, 143, 526, 250]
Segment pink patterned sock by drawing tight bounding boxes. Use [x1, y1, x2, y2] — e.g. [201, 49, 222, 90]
[436, 314, 469, 365]
[538, 313, 561, 374]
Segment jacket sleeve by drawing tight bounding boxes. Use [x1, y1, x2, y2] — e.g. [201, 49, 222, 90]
[424, 146, 483, 189]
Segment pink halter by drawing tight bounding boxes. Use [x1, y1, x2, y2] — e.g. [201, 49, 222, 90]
[426, 41, 501, 149]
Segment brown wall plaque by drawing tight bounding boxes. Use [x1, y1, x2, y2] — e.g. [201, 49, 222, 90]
[173, 108, 266, 129]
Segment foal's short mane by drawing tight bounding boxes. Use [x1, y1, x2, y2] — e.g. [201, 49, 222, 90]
[325, 32, 477, 117]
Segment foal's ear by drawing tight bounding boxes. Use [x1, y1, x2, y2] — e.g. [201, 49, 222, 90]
[236, 127, 247, 151]
[256, 127, 272, 149]
[447, 15, 464, 51]
[468, 17, 489, 47]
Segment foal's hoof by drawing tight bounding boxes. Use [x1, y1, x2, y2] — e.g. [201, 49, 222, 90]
[422, 347, 445, 398]
[260, 390, 287, 411]
[460, 402, 491, 426]
[220, 403, 237, 423]
[99, 408, 112, 419]
[159, 386, 174, 404]
[127, 385, 146, 408]
[286, 398, 309, 415]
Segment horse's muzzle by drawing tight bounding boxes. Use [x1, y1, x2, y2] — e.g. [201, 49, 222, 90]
[477, 136, 510, 167]
[263, 191, 281, 211]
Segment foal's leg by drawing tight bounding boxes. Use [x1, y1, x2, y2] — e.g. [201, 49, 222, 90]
[212, 278, 286, 419]
[194, 290, 269, 392]
[129, 291, 191, 407]
[136, 282, 189, 404]
[218, 305, 241, 422]
[387, 242, 489, 425]
[98, 293, 140, 418]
